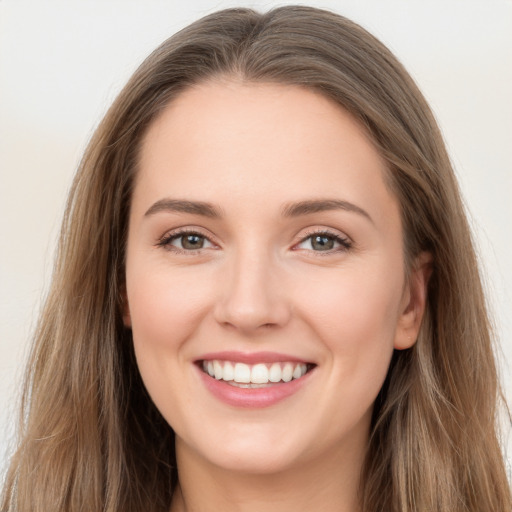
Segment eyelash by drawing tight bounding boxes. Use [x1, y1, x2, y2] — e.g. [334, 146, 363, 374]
[156, 228, 214, 254]
[295, 229, 352, 254]
[156, 228, 352, 255]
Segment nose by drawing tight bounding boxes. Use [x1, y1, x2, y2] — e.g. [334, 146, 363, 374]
[213, 248, 291, 333]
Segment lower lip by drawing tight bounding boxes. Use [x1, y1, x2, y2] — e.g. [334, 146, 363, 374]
[196, 365, 313, 408]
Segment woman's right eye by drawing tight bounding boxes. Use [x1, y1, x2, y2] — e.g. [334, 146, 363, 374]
[158, 231, 215, 252]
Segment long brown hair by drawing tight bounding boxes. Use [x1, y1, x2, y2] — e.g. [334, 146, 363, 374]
[2, 6, 510, 511]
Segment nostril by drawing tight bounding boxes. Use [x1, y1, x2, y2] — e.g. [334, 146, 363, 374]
[212, 273, 292, 332]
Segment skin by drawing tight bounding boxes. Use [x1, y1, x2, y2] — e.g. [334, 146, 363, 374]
[124, 81, 430, 512]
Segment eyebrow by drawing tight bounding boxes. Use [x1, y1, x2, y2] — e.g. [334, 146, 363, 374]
[144, 197, 373, 223]
[144, 199, 222, 218]
[281, 199, 373, 224]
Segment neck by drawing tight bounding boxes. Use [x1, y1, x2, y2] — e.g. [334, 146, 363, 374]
[170, 435, 365, 512]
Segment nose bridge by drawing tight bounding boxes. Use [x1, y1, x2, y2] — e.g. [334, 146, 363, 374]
[214, 243, 290, 332]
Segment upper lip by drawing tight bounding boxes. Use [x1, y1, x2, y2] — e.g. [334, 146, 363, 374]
[196, 351, 313, 365]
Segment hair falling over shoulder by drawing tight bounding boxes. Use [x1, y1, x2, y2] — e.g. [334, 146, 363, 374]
[2, 6, 510, 512]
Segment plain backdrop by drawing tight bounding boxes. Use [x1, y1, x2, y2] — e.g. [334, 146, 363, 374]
[1, 0, 511, 476]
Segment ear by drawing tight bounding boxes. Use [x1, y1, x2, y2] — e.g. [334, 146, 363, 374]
[120, 283, 132, 328]
[394, 251, 433, 350]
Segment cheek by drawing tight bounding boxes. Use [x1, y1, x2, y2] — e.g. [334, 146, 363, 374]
[127, 263, 211, 345]
[297, 263, 403, 346]
[125, 262, 215, 400]
[294, 263, 402, 398]
[125, 262, 220, 430]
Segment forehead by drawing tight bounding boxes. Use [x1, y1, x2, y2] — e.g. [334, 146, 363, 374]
[135, 81, 397, 225]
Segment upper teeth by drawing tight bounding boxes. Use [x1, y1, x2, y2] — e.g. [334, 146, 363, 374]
[202, 360, 308, 384]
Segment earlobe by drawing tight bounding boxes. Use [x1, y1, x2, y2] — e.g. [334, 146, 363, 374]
[394, 251, 433, 350]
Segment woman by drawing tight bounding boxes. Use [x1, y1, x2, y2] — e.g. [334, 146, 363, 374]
[2, 6, 510, 512]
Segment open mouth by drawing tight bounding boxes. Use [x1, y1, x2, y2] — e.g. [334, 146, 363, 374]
[198, 360, 316, 388]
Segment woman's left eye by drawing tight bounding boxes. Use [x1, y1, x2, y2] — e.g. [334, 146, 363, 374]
[158, 232, 214, 251]
[296, 232, 351, 252]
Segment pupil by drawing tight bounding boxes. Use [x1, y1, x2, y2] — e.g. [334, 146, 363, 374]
[182, 234, 203, 250]
[312, 235, 334, 251]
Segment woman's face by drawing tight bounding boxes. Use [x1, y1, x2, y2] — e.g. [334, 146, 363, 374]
[124, 81, 427, 475]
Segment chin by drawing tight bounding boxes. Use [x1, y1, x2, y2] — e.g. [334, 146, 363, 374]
[208, 447, 302, 476]
[176, 424, 308, 476]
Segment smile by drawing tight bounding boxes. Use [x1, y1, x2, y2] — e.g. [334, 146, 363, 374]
[195, 353, 316, 408]
[201, 360, 310, 387]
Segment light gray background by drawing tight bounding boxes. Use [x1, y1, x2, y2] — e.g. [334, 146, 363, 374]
[1, 0, 511, 476]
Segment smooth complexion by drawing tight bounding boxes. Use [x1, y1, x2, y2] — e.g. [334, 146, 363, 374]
[124, 81, 430, 512]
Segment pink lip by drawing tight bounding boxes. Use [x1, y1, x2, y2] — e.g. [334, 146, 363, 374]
[197, 351, 310, 364]
[194, 357, 315, 409]
[195, 352, 312, 408]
